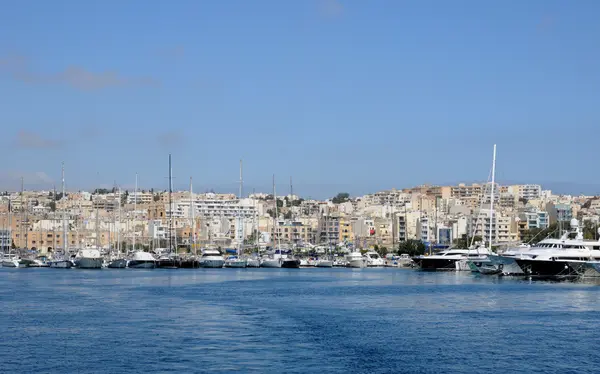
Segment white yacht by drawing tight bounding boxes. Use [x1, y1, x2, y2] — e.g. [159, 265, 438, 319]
[346, 251, 366, 268]
[260, 252, 282, 268]
[128, 251, 157, 269]
[199, 249, 225, 268]
[246, 257, 260, 268]
[510, 219, 600, 279]
[412, 248, 492, 271]
[365, 251, 385, 267]
[1, 253, 21, 268]
[74, 248, 103, 269]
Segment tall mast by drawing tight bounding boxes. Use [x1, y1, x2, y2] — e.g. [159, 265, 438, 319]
[489, 144, 497, 252]
[238, 161, 244, 256]
[189, 176, 195, 255]
[117, 186, 121, 255]
[168, 154, 173, 254]
[52, 185, 56, 251]
[62, 162, 68, 254]
[133, 173, 137, 251]
[273, 174, 279, 250]
[20, 177, 24, 249]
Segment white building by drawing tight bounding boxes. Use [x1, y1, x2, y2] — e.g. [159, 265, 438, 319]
[508, 184, 542, 200]
[127, 191, 153, 205]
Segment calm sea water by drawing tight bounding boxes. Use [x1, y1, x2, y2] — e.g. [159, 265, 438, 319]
[1, 268, 600, 373]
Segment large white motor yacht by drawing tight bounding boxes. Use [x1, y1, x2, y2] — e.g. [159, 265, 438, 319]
[128, 251, 157, 269]
[412, 248, 492, 271]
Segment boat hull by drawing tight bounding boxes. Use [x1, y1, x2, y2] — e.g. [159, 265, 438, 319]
[128, 260, 156, 269]
[75, 257, 103, 269]
[514, 259, 580, 279]
[107, 259, 129, 268]
[488, 254, 524, 275]
[260, 259, 281, 268]
[199, 260, 225, 268]
[224, 260, 247, 268]
[315, 260, 333, 268]
[157, 259, 180, 268]
[412, 257, 459, 271]
[179, 259, 200, 268]
[281, 259, 300, 268]
[246, 259, 260, 268]
[1, 259, 21, 268]
[346, 259, 365, 268]
[49, 260, 73, 269]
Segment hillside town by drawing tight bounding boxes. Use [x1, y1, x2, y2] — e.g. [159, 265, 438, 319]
[0, 181, 596, 256]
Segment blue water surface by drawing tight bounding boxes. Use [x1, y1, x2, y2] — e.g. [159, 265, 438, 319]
[1, 268, 599, 373]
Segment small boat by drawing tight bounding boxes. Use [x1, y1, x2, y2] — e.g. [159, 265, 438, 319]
[74, 248, 103, 269]
[199, 249, 225, 268]
[1, 254, 21, 268]
[260, 255, 282, 268]
[107, 258, 129, 268]
[315, 258, 333, 268]
[365, 251, 385, 267]
[281, 257, 300, 268]
[346, 251, 366, 268]
[128, 251, 157, 269]
[224, 255, 247, 268]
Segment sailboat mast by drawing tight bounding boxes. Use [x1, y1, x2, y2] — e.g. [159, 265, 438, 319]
[189, 176, 195, 255]
[273, 174, 279, 250]
[489, 144, 497, 252]
[133, 173, 137, 251]
[20, 177, 24, 249]
[62, 162, 68, 254]
[168, 154, 173, 255]
[238, 160, 243, 256]
[117, 186, 121, 254]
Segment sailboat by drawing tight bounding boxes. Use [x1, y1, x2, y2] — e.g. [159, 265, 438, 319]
[246, 193, 261, 268]
[179, 176, 199, 268]
[261, 175, 283, 268]
[316, 213, 333, 268]
[74, 206, 103, 269]
[1, 197, 21, 268]
[157, 154, 181, 268]
[108, 185, 128, 268]
[225, 161, 247, 268]
[48, 162, 74, 269]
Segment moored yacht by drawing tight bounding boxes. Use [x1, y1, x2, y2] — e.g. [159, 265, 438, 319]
[346, 251, 366, 268]
[260, 252, 282, 268]
[224, 255, 247, 268]
[74, 248, 103, 269]
[1, 254, 21, 268]
[511, 219, 600, 279]
[412, 248, 492, 271]
[199, 249, 225, 268]
[486, 244, 531, 275]
[365, 250, 385, 267]
[128, 251, 157, 269]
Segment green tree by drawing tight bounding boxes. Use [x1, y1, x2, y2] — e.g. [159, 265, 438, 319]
[292, 198, 304, 207]
[276, 199, 283, 208]
[397, 239, 427, 256]
[121, 190, 129, 205]
[49, 201, 56, 212]
[583, 220, 598, 240]
[283, 211, 292, 219]
[454, 234, 483, 248]
[332, 192, 350, 204]
[153, 194, 161, 202]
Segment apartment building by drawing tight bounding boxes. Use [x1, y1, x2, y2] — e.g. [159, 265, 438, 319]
[127, 191, 154, 205]
[469, 210, 517, 243]
[508, 184, 542, 200]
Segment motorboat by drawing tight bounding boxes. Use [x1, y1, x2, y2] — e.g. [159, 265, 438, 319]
[48, 252, 74, 269]
[346, 251, 366, 268]
[260, 254, 282, 268]
[511, 219, 600, 279]
[224, 255, 247, 268]
[315, 258, 333, 268]
[365, 250, 385, 267]
[107, 258, 129, 269]
[412, 248, 492, 271]
[128, 251, 157, 269]
[1, 254, 21, 268]
[199, 249, 225, 268]
[246, 257, 260, 268]
[397, 253, 413, 268]
[74, 248, 103, 269]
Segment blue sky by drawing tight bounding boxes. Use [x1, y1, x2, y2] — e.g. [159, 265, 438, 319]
[1, 0, 599, 198]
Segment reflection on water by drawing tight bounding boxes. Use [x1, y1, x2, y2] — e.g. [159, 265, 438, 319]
[1, 268, 600, 373]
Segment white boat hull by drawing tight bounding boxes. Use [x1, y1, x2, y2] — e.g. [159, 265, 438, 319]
[75, 257, 103, 269]
[1, 259, 21, 268]
[246, 259, 260, 268]
[224, 259, 247, 268]
[315, 260, 333, 268]
[128, 260, 156, 269]
[200, 260, 225, 268]
[347, 259, 365, 268]
[260, 259, 281, 268]
[488, 254, 524, 275]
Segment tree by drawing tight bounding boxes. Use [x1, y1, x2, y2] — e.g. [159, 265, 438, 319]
[583, 220, 598, 240]
[153, 194, 161, 202]
[284, 211, 292, 219]
[397, 239, 426, 256]
[266, 209, 276, 218]
[276, 199, 283, 208]
[121, 190, 129, 205]
[49, 201, 56, 212]
[332, 192, 350, 204]
[454, 234, 483, 249]
[292, 198, 304, 207]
